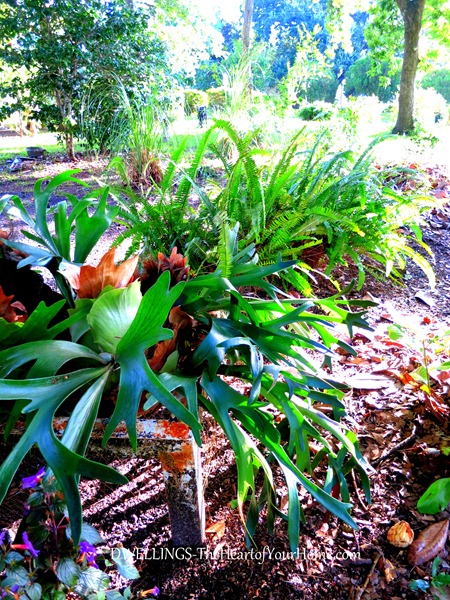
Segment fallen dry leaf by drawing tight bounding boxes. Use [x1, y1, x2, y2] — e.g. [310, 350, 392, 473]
[63, 248, 138, 299]
[415, 289, 436, 308]
[345, 373, 398, 390]
[205, 521, 226, 539]
[383, 557, 397, 583]
[407, 519, 449, 566]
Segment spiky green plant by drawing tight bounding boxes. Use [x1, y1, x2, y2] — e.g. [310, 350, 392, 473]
[109, 120, 437, 291]
[0, 170, 377, 550]
[81, 77, 166, 186]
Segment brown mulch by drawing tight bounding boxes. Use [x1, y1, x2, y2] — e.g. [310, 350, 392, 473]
[0, 155, 450, 599]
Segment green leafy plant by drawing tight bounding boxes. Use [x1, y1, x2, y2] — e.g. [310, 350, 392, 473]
[0, 468, 140, 599]
[107, 120, 438, 293]
[206, 125, 437, 291]
[82, 78, 167, 186]
[0, 173, 375, 550]
[0, 171, 119, 307]
[410, 557, 450, 598]
[417, 478, 450, 515]
[107, 134, 212, 267]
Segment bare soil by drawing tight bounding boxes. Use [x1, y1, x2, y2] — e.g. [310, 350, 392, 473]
[0, 155, 450, 599]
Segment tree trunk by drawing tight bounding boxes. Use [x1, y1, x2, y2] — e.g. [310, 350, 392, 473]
[241, 0, 254, 98]
[65, 133, 75, 161]
[242, 0, 254, 55]
[392, 0, 426, 134]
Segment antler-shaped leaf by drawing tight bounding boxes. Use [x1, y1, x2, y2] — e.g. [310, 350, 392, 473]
[0, 353, 125, 544]
[201, 376, 357, 549]
[0, 171, 120, 306]
[0, 300, 88, 350]
[94, 272, 202, 448]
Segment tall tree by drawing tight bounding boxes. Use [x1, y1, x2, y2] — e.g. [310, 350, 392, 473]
[241, 0, 255, 96]
[392, 0, 426, 133]
[242, 0, 255, 55]
[0, 0, 169, 158]
[329, 0, 450, 134]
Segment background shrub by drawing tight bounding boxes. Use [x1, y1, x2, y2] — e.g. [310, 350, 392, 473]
[184, 89, 208, 115]
[414, 87, 448, 128]
[298, 102, 334, 121]
[345, 56, 401, 103]
[420, 69, 450, 104]
[303, 75, 340, 103]
[206, 87, 230, 110]
[346, 95, 386, 126]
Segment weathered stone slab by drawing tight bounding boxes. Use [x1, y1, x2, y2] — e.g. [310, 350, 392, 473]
[5, 418, 206, 547]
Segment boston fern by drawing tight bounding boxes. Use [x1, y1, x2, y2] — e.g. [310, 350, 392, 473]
[0, 174, 374, 551]
[211, 128, 437, 291]
[110, 121, 436, 292]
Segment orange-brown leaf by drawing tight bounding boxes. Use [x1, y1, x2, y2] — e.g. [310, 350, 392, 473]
[64, 249, 139, 299]
[0, 287, 15, 316]
[205, 521, 226, 539]
[383, 558, 397, 583]
[407, 519, 449, 566]
[0, 286, 27, 323]
[147, 307, 193, 372]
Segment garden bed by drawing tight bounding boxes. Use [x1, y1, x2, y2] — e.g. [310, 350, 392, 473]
[0, 156, 449, 599]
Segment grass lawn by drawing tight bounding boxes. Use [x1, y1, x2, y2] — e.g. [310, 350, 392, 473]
[1, 116, 448, 176]
[0, 132, 83, 161]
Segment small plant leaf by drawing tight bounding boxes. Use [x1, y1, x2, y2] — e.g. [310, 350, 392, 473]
[56, 558, 81, 587]
[5, 565, 30, 586]
[111, 547, 140, 580]
[418, 479, 450, 514]
[27, 582, 42, 600]
[75, 567, 109, 596]
[409, 579, 430, 592]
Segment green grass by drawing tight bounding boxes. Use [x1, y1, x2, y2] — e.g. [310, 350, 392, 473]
[2, 114, 448, 175]
[0, 132, 82, 161]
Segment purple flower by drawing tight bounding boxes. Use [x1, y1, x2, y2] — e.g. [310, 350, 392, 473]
[149, 587, 160, 597]
[0, 531, 5, 545]
[22, 467, 46, 489]
[79, 540, 98, 568]
[22, 532, 39, 558]
[0, 584, 19, 597]
[11, 532, 39, 558]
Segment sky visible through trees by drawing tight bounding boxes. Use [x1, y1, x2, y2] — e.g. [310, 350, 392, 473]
[192, 0, 242, 23]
